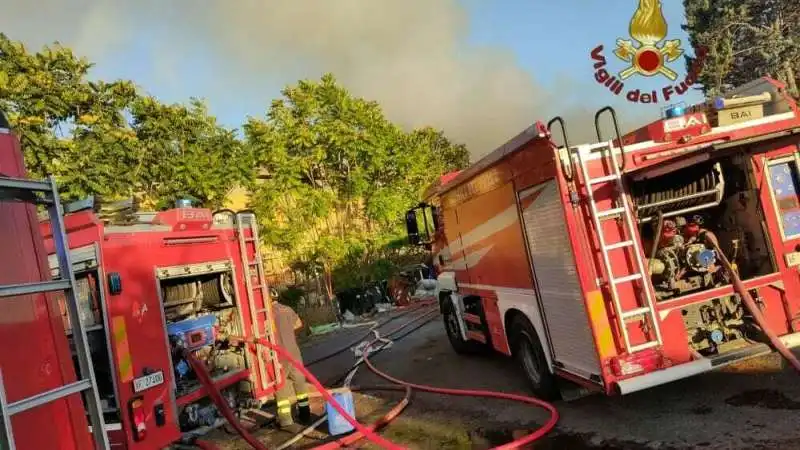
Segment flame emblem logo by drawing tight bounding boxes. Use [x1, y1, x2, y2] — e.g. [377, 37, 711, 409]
[613, 0, 683, 80]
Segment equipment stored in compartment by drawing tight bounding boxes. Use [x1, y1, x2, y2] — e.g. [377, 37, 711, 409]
[635, 153, 774, 301]
[679, 295, 755, 354]
[633, 162, 724, 223]
[646, 215, 724, 300]
[167, 315, 217, 351]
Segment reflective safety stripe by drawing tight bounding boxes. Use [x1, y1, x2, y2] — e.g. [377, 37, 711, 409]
[278, 406, 292, 415]
[277, 399, 291, 406]
[296, 393, 308, 400]
[111, 316, 134, 383]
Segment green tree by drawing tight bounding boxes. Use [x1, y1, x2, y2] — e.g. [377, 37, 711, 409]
[683, 0, 799, 97]
[246, 73, 466, 296]
[0, 33, 254, 206]
[0, 33, 140, 199]
[128, 96, 255, 209]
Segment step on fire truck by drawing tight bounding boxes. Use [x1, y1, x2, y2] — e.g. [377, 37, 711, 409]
[0, 108, 283, 449]
[406, 77, 800, 399]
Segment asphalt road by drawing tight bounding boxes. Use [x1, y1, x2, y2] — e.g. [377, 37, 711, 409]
[301, 308, 800, 449]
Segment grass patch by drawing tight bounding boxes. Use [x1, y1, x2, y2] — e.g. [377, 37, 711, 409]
[362, 414, 473, 450]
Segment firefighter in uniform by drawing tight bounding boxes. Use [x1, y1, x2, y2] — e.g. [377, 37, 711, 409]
[273, 299, 311, 427]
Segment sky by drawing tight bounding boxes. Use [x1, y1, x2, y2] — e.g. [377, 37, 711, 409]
[3, 0, 704, 160]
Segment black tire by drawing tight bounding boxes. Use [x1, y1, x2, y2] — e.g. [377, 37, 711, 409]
[509, 314, 560, 400]
[441, 296, 486, 355]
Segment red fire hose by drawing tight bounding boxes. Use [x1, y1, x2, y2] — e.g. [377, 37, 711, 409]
[311, 385, 412, 450]
[359, 338, 559, 449]
[250, 337, 407, 449]
[187, 308, 559, 449]
[703, 231, 800, 373]
[250, 336, 559, 449]
[187, 337, 404, 449]
[184, 352, 271, 450]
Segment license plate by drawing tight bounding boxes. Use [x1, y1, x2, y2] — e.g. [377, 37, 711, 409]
[133, 371, 164, 393]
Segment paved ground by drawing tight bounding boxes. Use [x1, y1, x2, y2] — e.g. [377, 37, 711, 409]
[299, 306, 800, 449]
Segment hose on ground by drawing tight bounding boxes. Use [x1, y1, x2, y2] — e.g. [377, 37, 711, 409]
[186, 338, 401, 449]
[246, 336, 405, 449]
[311, 385, 412, 450]
[306, 310, 440, 448]
[286, 305, 557, 449]
[190, 386, 411, 450]
[185, 305, 437, 450]
[278, 309, 438, 449]
[360, 333, 559, 450]
[189, 303, 558, 449]
[276, 385, 412, 450]
[324, 308, 439, 387]
[702, 230, 800, 373]
[306, 300, 436, 367]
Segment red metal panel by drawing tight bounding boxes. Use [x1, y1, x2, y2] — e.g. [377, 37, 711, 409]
[454, 181, 533, 290]
[0, 132, 92, 450]
[99, 234, 183, 449]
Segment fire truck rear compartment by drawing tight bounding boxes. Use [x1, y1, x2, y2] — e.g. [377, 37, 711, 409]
[630, 151, 775, 355]
[157, 268, 249, 431]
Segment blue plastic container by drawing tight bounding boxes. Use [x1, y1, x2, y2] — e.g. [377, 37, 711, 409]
[326, 391, 356, 436]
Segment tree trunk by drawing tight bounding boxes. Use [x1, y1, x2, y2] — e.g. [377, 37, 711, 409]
[323, 266, 334, 301]
[784, 61, 799, 98]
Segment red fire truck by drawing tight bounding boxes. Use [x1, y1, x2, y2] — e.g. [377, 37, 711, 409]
[405, 77, 800, 399]
[0, 109, 282, 449]
[42, 202, 284, 448]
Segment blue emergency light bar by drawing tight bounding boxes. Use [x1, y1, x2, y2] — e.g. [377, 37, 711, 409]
[664, 104, 686, 119]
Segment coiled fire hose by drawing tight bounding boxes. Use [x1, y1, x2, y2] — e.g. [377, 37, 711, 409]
[702, 231, 800, 373]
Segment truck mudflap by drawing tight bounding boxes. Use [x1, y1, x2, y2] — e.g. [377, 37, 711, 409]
[614, 331, 800, 395]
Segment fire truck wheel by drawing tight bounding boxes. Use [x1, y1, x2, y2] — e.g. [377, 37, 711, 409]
[509, 315, 559, 400]
[441, 298, 486, 355]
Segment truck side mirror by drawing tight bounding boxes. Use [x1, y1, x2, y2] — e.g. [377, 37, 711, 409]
[430, 206, 440, 232]
[406, 210, 420, 245]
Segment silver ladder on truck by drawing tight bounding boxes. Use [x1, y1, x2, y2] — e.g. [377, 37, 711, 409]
[0, 175, 110, 450]
[575, 107, 663, 354]
[236, 211, 281, 391]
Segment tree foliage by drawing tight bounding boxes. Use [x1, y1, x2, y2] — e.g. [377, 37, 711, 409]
[0, 33, 468, 295]
[0, 33, 255, 205]
[245, 74, 467, 295]
[683, 0, 799, 97]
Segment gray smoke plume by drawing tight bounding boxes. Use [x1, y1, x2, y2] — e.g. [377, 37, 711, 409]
[2, 0, 648, 160]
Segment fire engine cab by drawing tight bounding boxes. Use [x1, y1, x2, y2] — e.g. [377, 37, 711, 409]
[406, 77, 800, 399]
[38, 201, 283, 448]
